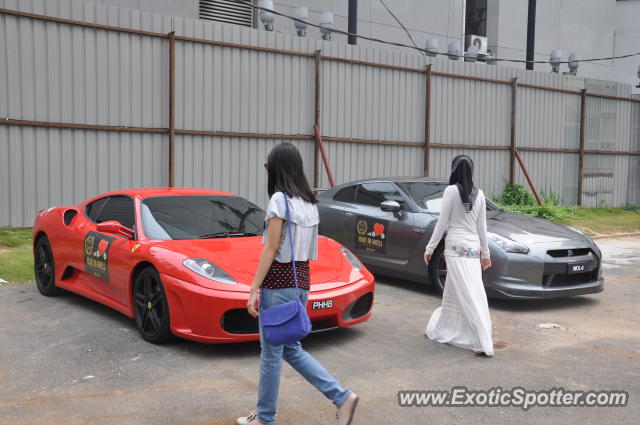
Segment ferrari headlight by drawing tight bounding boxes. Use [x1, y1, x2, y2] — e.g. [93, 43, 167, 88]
[183, 258, 237, 284]
[488, 232, 529, 254]
[340, 247, 362, 271]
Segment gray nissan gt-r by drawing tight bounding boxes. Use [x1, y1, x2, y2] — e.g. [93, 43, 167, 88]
[317, 178, 604, 299]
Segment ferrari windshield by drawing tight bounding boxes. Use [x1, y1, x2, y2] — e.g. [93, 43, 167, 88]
[396, 182, 501, 213]
[141, 195, 264, 240]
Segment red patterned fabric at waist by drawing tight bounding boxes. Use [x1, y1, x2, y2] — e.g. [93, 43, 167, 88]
[261, 260, 310, 290]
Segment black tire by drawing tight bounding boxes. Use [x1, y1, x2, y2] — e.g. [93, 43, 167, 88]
[34, 235, 62, 296]
[428, 244, 447, 293]
[133, 266, 172, 344]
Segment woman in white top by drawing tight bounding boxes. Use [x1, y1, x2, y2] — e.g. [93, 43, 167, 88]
[423, 155, 494, 356]
[238, 143, 359, 425]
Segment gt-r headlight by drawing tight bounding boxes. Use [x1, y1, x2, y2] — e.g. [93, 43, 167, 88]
[183, 258, 237, 284]
[340, 247, 362, 271]
[488, 232, 529, 254]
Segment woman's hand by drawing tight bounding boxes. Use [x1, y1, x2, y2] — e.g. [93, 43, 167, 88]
[247, 289, 260, 318]
[481, 258, 492, 270]
[424, 253, 432, 265]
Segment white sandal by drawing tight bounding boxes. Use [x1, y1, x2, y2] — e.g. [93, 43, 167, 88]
[237, 411, 262, 425]
[337, 394, 359, 425]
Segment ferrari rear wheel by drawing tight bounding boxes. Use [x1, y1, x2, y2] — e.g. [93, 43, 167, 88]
[34, 235, 62, 296]
[133, 267, 172, 344]
[428, 245, 447, 293]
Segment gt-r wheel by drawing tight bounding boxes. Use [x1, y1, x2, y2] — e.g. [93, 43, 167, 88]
[34, 236, 62, 296]
[428, 245, 447, 293]
[133, 267, 172, 344]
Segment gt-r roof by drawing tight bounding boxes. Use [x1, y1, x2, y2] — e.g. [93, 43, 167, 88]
[320, 177, 449, 196]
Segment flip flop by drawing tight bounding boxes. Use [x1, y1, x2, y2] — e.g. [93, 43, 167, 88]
[337, 394, 359, 425]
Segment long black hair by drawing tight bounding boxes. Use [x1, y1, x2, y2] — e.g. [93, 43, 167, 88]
[449, 154, 477, 213]
[266, 143, 318, 204]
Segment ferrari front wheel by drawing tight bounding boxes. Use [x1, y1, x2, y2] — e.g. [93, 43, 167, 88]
[133, 267, 172, 344]
[34, 235, 62, 296]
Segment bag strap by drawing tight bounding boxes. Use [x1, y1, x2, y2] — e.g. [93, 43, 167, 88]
[283, 193, 300, 299]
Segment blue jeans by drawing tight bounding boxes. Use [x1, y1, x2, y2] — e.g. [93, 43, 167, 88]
[257, 287, 351, 425]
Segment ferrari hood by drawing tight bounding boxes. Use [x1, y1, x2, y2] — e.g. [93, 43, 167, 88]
[486, 211, 591, 245]
[154, 236, 343, 291]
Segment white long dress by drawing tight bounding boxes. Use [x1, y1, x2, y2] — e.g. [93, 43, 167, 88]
[424, 185, 494, 356]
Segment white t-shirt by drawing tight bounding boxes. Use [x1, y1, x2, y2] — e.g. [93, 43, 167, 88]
[262, 191, 320, 262]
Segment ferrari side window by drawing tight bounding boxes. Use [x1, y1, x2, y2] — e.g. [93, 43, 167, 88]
[333, 186, 357, 203]
[85, 197, 109, 222]
[96, 196, 135, 229]
[355, 182, 405, 208]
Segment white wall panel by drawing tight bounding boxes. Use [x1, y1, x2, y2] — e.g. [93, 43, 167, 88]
[0, 0, 638, 226]
[0, 125, 167, 226]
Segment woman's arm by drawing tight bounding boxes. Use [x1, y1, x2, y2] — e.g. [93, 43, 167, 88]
[247, 216, 283, 318]
[477, 192, 492, 270]
[424, 187, 454, 263]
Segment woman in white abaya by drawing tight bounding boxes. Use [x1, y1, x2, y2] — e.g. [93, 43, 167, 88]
[423, 155, 494, 356]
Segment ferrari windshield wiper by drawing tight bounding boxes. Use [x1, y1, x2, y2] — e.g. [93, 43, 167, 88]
[199, 232, 257, 239]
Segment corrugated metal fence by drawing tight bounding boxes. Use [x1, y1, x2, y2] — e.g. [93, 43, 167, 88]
[1, 0, 639, 226]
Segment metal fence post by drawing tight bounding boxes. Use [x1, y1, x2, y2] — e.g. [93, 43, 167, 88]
[424, 64, 432, 176]
[578, 89, 587, 206]
[168, 31, 176, 187]
[314, 50, 321, 189]
[510, 77, 517, 185]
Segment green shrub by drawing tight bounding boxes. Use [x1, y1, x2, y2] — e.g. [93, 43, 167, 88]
[493, 184, 536, 206]
[624, 204, 640, 214]
[493, 184, 575, 221]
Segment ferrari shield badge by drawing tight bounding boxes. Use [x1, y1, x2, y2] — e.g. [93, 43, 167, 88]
[84, 231, 115, 282]
[355, 216, 387, 254]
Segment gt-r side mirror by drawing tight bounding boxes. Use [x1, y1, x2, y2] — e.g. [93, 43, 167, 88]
[96, 220, 135, 239]
[380, 200, 402, 213]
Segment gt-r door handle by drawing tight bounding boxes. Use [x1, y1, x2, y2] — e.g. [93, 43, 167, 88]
[345, 212, 354, 217]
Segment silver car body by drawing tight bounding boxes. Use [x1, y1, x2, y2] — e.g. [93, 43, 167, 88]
[317, 177, 604, 300]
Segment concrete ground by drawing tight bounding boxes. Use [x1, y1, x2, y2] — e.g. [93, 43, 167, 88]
[0, 237, 638, 425]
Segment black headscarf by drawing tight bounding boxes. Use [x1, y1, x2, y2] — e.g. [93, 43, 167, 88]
[449, 155, 478, 213]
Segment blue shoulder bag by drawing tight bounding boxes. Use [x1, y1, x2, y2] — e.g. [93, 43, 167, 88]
[260, 193, 312, 345]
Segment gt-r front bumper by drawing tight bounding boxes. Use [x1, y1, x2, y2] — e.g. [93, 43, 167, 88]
[160, 273, 375, 343]
[483, 242, 604, 300]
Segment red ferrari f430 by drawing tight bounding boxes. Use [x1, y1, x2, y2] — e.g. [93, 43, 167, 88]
[32, 188, 375, 344]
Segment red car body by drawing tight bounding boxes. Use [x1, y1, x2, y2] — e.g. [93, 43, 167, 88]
[33, 188, 375, 343]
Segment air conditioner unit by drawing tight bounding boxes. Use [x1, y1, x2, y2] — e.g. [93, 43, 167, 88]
[466, 35, 488, 55]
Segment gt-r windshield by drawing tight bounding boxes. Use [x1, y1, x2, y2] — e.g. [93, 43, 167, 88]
[141, 195, 265, 240]
[396, 182, 501, 213]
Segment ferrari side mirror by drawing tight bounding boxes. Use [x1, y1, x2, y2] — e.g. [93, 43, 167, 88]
[380, 200, 402, 213]
[96, 220, 135, 239]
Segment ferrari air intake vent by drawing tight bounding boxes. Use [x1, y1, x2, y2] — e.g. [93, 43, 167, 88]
[63, 209, 78, 226]
[199, 0, 254, 27]
[344, 292, 373, 321]
[221, 309, 259, 334]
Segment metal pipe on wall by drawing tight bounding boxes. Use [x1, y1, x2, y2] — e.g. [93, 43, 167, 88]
[313, 124, 336, 187]
[514, 149, 543, 206]
[168, 31, 176, 188]
[577, 89, 587, 206]
[526, 0, 537, 70]
[510, 77, 517, 184]
[314, 50, 322, 189]
[424, 64, 432, 176]
[348, 0, 358, 45]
